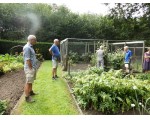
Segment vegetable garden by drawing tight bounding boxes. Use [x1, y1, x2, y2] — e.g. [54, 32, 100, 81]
[61, 38, 150, 115]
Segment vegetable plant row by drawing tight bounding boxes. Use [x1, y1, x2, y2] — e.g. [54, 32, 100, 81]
[0, 54, 23, 75]
[64, 67, 150, 114]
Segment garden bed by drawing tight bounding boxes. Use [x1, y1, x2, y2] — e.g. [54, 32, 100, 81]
[0, 69, 25, 114]
[64, 67, 150, 115]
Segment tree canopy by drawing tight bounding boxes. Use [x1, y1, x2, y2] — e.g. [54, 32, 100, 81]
[0, 3, 150, 44]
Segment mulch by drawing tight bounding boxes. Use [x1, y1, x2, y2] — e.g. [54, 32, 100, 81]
[0, 69, 25, 115]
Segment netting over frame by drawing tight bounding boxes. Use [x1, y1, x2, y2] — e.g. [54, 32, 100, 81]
[109, 41, 145, 72]
[60, 38, 145, 73]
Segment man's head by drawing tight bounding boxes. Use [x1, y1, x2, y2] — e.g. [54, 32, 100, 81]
[27, 35, 37, 45]
[124, 46, 129, 52]
[100, 46, 103, 50]
[54, 39, 59, 45]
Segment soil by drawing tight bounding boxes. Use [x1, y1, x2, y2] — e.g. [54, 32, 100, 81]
[0, 69, 25, 115]
[70, 63, 90, 72]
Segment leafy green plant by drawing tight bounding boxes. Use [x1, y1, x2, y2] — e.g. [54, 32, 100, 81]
[107, 49, 124, 70]
[0, 54, 23, 74]
[90, 54, 97, 66]
[81, 52, 92, 63]
[68, 51, 80, 64]
[0, 100, 7, 115]
[65, 67, 150, 114]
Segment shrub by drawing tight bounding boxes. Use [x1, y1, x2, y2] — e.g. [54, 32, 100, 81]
[0, 39, 52, 60]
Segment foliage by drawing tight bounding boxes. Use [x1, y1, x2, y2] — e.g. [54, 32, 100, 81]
[68, 51, 80, 64]
[90, 54, 97, 66]
[135, 73, 150, 81]
[0, 39, 52, 60]
[90, 48, 124, 70]
[35, 48, 44, 62]
[0, 100, 7, 115]
[0, 54, 23, 74]
[64, 67, 150, 114]
[106, 49, 124, 70]
[80, 52, 92, 63]
[1, 3, 150, 44]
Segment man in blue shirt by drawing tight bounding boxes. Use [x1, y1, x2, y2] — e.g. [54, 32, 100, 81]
[49, 39, 60, 80]
[124, 46, 132, 73]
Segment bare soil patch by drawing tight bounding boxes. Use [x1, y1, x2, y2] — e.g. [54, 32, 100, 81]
[0, 69, 25, 115]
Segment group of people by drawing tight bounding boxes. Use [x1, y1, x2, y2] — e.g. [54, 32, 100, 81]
[96, 45, 150, 73]
[23, 35, 150, 103]
[23, 35, 60, 103]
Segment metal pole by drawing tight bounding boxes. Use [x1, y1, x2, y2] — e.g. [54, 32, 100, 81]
[142, 41, 145, 72]
[88, 43, 90, 53]
[94, 41, 95, 53]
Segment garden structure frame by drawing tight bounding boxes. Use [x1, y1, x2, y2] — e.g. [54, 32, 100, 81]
[60, 38, 145, 74]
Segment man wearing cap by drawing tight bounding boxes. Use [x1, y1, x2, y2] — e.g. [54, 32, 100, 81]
[23, 35, 37, 103]
[49, 39, 60, 80]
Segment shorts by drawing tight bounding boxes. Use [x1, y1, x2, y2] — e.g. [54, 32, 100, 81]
[125, 64, 129, 68]
[24, 68, 36, 83]
[52, 59, 58, 68]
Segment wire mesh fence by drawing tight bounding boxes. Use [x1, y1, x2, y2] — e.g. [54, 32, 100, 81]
[109, 41, 145, 72]
[60, 38, 145, 73]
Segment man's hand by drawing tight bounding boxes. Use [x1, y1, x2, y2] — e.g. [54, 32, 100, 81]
[49, 49, 54, 56]
[26, 59, 32, 70]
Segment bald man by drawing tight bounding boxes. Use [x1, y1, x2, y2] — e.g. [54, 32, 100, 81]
[49, 39, 60, 80]
[124, 46, 132, 73]
[23, 35, 37, 103]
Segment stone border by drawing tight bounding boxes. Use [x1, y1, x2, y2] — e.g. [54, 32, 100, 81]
[64, 78, 83, 115]
[10, 93, 24, 115]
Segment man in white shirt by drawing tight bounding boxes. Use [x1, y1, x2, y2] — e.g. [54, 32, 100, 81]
[96, 46, 104, 69]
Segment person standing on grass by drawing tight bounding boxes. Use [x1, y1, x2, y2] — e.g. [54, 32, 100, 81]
[96, 46, 104, 69]
[143, 48, 150, 73]
[49, 39, 60, 80]
[124, 46, 132, 73]
[23, 35, 37, 103]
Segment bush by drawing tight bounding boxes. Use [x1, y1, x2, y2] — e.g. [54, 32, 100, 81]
[81, 52, 92, 63]
[64, 67, 150, 114]
[0, 39, 52, 60]
[68, 51, 80, 64]
[106, 49, 124, 70]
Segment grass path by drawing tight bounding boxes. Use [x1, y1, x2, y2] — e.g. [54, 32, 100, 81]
[11, 61, 79, 115]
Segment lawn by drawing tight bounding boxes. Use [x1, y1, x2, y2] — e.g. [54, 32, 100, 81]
[11, 61, 79, 115]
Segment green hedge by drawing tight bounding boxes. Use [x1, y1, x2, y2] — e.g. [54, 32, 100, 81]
[0, 39, 53, 60]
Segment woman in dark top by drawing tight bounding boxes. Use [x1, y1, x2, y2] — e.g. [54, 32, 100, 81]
[143, 48, 150, 72]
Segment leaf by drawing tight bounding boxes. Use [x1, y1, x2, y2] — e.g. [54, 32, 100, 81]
[117, 97, 124, 102]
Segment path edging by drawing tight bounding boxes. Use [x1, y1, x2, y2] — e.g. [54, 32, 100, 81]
[64, 78, 83, 115]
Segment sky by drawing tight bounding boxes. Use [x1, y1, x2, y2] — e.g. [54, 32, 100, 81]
[48, 0, 113, 15]
[1, 0, 149, 15]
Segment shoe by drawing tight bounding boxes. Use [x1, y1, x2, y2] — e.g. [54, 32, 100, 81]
[25, 96, 35, 103]
[52, 77, 56, 80]
[30, 91, 38, 96]
[55, 75, 59, 78]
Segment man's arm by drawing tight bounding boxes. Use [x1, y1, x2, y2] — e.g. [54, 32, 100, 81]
[49, 49, 54, 56]
[24, 47, 32, 70]
[26, 60, 32, 70]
